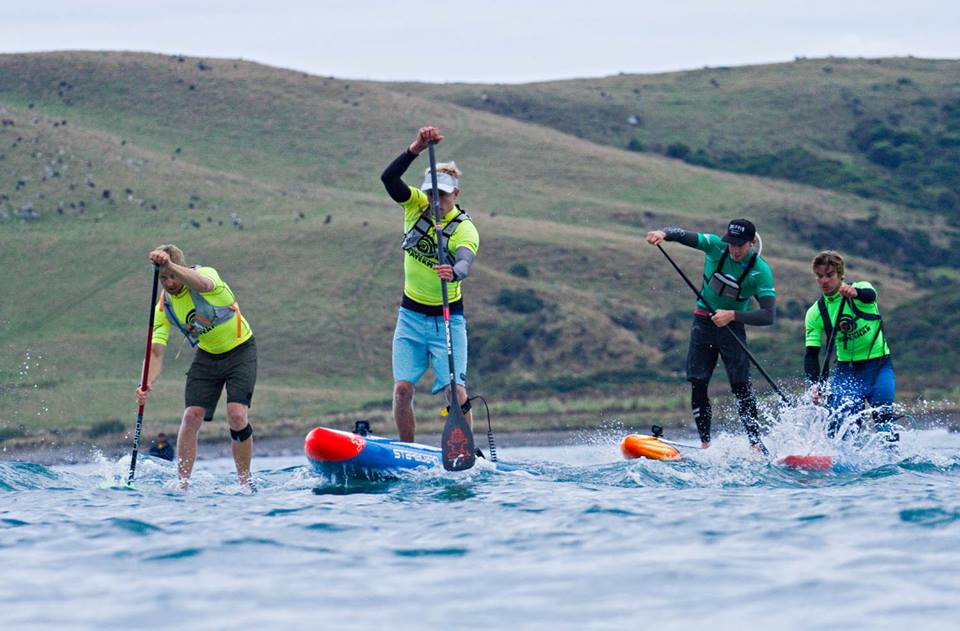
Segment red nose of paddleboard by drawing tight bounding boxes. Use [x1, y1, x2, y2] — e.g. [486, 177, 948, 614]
[304, 427, 366, 462]
[777, 455, 833, 471]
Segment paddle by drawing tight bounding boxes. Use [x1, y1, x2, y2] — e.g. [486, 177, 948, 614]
[126, 264, 161, 485]
[819, 295, 848, 385]
[428, 142, 476, 471]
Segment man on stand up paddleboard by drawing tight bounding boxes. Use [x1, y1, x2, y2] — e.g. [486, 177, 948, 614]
[380, 126, 480, 443]
[646, 219, 777, 450]
[135, 245, 257, 491]
[804, 250, 897, 441]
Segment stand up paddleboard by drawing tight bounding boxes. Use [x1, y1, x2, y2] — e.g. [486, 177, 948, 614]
[775, 455, 834, 471]
[621, 426, 835, 471]
[619, 434, 682, 461]
[305, 421, 515, 481]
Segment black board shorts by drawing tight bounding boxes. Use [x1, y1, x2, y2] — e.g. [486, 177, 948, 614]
[685, 315, 751, 385]
[184, 338, 257, 421]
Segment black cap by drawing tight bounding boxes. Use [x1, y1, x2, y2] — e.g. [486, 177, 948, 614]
[722, 218, 756, 246]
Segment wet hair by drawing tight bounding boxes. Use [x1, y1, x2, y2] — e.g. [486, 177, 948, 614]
[812, 250, 845, 279]
[154, 244, 186, 266]
[423, 161, 462, 181]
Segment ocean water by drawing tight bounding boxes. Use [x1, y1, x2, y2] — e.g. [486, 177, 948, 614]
[2, 425, 959, 630]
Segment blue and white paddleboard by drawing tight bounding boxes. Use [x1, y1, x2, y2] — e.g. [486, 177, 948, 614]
[304, 426, 513, 480]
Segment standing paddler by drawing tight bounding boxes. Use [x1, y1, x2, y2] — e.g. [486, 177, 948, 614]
[379, 126, 480, 443]
[804, 250, 896, 440]
[135, 245, 257, 490]
[646, 219, 777, 450]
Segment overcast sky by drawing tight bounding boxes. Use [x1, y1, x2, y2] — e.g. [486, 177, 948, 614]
[1, 1, 957, 83]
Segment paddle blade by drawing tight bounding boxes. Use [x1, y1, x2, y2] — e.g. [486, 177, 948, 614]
[441, 403, 476, 471]
[98, 477, 140, 491]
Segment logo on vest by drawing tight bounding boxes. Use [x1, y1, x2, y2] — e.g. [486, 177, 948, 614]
[184, 308, 214, 336]
[415, 235, 436, 256]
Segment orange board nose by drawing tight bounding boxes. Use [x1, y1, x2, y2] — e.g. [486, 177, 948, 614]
[304, 427, 366, 462]
[620, 434, 682, 461]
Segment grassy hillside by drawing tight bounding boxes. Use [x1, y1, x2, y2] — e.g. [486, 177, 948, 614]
[1, 52, 956, 450]
[401, 57, 960, 228]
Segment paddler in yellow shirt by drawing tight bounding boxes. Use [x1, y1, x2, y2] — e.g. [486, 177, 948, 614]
[135, 245, 256, 490]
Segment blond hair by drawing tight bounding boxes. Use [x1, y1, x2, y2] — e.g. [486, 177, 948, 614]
[154, 244, 186, 266]
[812, 250, 844, 279]
[423, 161, 462, 180]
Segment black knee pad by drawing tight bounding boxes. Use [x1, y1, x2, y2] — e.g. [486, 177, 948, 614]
[230, 423, 253, 442]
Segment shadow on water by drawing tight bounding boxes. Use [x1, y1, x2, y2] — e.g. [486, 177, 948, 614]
[312, 480, 397, 495]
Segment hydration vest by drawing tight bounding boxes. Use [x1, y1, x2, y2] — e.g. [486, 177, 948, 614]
[401, 205, 471, 267]
[816, 290, 886, 360]
[704, 249, 758, 304]
[160, 271, 242, 347]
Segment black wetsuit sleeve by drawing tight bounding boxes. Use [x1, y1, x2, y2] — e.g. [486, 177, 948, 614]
[662, 227, 700, 248]
[736, 295, 776, 326]
[854, 287, 877, 303]
[805, 346, 822, 383]
[380, 149, 418, 203]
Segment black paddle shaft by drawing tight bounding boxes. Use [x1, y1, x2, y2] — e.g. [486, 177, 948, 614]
[428, 142, 476, 471]
[819, 296, 848, 382]
[656, 243, 790, 406]
[127, 265, 161, 484]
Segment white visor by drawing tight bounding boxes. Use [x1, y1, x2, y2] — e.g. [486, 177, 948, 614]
[420, 172, 459, 193]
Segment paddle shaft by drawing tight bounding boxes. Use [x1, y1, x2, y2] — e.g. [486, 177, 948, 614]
[127, 265, 161, 484]
[819, 295, 848, 382]
[657, 244, 790, 406]
[428, 142, 476, 470]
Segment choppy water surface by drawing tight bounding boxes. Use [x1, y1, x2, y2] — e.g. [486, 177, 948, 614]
[2, 426, 959, 630]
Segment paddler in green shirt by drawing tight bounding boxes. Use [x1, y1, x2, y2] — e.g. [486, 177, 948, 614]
[646, 219, 777, 450]
[804, 250, 896, 440]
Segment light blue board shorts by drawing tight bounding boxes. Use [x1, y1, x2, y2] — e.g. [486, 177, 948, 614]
[392, 307, 467, 394]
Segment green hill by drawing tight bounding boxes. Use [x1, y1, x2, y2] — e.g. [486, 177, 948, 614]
[401, 57, 960, 222]
[1, 52, 956, 449]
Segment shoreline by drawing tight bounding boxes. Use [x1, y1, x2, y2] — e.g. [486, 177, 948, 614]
[0, 429, 614, 467]
[5, 412, 958, 467]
